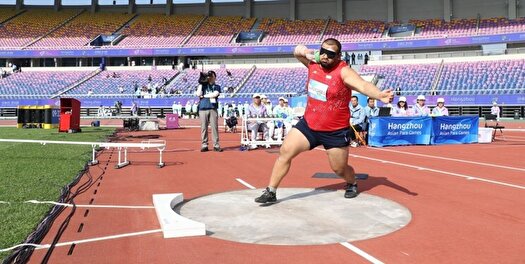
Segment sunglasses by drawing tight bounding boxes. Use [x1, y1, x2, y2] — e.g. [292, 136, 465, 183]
[319, 47, 338, 59]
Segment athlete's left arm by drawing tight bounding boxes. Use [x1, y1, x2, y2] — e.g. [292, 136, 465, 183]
[341, 67, 393, 104]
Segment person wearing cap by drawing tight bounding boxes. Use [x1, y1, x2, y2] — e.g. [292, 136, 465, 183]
[273, 97, 292, 141]
[392, 96, 409, 116]
[491, 102, 500, 119]
[247, 93, 270, 149]
[254, 38, 393, 204]
[195, 70, 222, 152]
[432, 98, 449, 116]
[261, 94, 275, 141]
[412, 95, 430, 117]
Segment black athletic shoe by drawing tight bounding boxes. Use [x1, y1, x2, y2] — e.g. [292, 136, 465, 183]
[200, 147, 209, 152]
[255, 187, 277, 203]
[344, 183, 358, 198]
[213, 147, 223, 152]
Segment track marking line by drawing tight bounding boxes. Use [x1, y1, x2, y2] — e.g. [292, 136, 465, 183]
[23, 200, 154, 209]
[368, 147, 525, 172]
[347, 153, 525, 190]
[0, 229, 163, 252]
[236, 178, 256, 189]
[340, 242, 384, 264]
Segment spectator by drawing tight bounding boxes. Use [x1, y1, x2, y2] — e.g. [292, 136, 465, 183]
[131, 101, 138, 116]
[491, 102, 501, 119]
[247, 93, 270, 149]
[392, 96, 409, 116]
[118, 85, 125, 93]
[412, 95, 430, 116]
[364, 53, 369, 65]
[184, 101, 192, 118]
[87, 88, 94, 96]
[349, 96, 365, 147]
[273, 97, 293, 141]
[351, 53, 356, 65]
[364, 98, 379, 126]
[432, 98, 449, 116]
[363, 97, 379, 144]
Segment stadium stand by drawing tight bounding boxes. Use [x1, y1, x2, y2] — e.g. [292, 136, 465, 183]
[117, 14, 204, 47]
[359, 63, 439, 95]
[0, 70, 93, 98]
[323, 19, 386, 42]
[257, 18, 326, 44]
[67, 69, 178, 96]
[166, 68, 250, 95]
[437, 59, 525, 95]
[29, 12, 134, 49]
[185, 16, 256, 46]
[238, 67, 307, 96]
[0, 9, 79, 48]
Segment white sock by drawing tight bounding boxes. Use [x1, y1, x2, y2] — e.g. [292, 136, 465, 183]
[268, 186, 276, 193]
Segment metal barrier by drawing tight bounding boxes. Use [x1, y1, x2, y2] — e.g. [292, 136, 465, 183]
[0, 139, 166, 168]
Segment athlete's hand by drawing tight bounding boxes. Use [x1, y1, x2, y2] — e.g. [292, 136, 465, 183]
[378, 88, 394, 104]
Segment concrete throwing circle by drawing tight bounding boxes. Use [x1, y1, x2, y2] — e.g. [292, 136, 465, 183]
[178, 188, 411, 245]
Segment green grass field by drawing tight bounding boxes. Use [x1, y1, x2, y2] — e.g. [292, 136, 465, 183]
[0, 127, 115, 260]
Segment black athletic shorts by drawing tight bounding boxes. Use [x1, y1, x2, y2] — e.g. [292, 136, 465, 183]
[294, 118, 351, 150]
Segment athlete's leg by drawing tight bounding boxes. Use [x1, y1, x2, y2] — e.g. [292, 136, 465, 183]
[268, 127, 311, 188]
[326, 146, 356, 184]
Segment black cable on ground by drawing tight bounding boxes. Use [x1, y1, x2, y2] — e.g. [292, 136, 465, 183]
[3, 147, 112, 264]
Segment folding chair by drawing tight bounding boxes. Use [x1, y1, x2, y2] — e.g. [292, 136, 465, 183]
[484, 114, 505, 141]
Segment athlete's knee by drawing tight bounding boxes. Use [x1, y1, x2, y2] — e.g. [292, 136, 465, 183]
[332, 164, 351, 177]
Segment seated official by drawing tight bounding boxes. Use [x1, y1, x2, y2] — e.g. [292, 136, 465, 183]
[431, 98, 449, 116]
[412, 95, 430, 117]
[247, 93, 270, 149]
[491, 102, 501, 120]
[349, 96, 365, 147]
[392, 96, 409, 117]
[363, 98, 379, 143]
[272, 97, 293, 141]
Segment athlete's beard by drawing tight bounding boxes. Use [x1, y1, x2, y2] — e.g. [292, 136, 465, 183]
[320, 59, 339, 69]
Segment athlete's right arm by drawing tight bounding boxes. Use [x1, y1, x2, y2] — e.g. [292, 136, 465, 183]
[341, 67, 393, 104]
[294, 45, 315, 67]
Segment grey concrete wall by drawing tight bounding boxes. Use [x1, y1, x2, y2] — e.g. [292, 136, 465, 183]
[345, 0, 388, 21]
[211, 2, 244, 16]
[296, 0, 336, 20]
[396, 0, 443, 22]
[252, 0, 289, 18]
[452, 0, 506, 19]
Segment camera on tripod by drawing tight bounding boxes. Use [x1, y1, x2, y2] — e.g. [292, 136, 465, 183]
[198, 71, 215, 85]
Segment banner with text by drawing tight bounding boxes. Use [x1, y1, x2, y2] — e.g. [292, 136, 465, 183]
[368, 117, 432, 147]
[431, 116, 479, 145]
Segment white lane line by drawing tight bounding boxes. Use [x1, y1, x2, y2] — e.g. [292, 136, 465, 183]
[23, 200, 154, 209]
[0, 229, 163, 252]
[236, 178, 256, 189]
[348, 153, 525, 190]
[369, 147, 525, 172]
[340, 242, 384, 264]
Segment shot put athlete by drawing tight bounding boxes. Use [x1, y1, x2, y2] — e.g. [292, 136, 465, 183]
[255, 38, 393, 204]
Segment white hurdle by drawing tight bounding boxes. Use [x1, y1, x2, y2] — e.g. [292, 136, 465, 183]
[0, 138, 166, 169]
